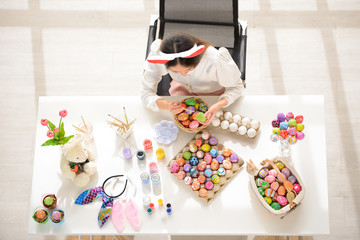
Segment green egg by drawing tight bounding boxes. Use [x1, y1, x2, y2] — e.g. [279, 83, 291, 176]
[271, 202, 281, 210]
[288, 119, 297, 127]
[258, 187, 265, 196]
[183, 151, 192, 160]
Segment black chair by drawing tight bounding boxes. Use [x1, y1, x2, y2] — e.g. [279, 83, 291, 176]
[145, 0, 248, 96]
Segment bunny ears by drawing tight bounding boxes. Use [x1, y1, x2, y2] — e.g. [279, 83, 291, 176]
[147, 44, 205, 64]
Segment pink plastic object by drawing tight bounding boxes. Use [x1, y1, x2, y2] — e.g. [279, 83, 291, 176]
[125, 199, 140, 230]
[149, 162, 158, 173]
[112, 201, 125, 232]
[143, 139, 153, 150]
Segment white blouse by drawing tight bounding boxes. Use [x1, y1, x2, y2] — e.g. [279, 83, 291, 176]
[141, 39, 244, 111]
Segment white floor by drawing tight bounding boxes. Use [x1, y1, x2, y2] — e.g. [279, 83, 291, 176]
[0, 0, 359, 240]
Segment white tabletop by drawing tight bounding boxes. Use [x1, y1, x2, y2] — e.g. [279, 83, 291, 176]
[29, 95, 329, 235]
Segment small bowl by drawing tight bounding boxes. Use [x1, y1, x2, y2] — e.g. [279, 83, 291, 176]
[50, 209, 65, 224]
[32, 207, 49, 224]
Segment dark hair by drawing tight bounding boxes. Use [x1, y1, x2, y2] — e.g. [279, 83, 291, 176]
[160, 32, 211, 69]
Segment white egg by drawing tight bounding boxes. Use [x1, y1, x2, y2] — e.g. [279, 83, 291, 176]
[241, 117, 250, 126]
[247, 128, 257, 138]
[229, 123, 238, 132]
[211, 117, 221, 127]
[232, 114, 241, 124]
[221, 120, 229, 129]
[224, 112, 233, 121]
[238, 126, 247, 135]
[250, 120, 260, 129]
[215, 110, 224, 118]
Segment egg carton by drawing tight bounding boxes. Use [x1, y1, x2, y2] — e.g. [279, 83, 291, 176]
[211, 110, 260, 139]
[168, 131, 244, 203]
[247, 156, 305, 217]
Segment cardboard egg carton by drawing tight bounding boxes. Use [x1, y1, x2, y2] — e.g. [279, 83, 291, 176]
[168, 131, 244, 203]
[212, 111, 261, 139]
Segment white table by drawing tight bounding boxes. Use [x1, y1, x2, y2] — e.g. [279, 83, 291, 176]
[29, 96, 329, 236]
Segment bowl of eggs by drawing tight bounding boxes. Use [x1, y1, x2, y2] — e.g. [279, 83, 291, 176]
[174, 97, 209, 133]
[211, 110, 260, 138]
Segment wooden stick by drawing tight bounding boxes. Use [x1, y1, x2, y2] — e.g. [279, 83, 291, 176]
[81, 115, 88, 130]
[108, 114, 127, 126]
[72, 125, 86, 133]
[107, 121, 123, 128]
[123, 107, 129, 125]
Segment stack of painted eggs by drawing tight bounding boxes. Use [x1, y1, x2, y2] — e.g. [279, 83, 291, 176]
[254, 161, 302, 210]
[211, 111, 260, 138]
[270, 112, 305, 144]
[175, 98, 208, 130]
[168, 131, 244, 202]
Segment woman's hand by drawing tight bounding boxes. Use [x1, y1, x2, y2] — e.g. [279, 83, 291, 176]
[203, 98, 228, 125]
[168, 101, 183, 115]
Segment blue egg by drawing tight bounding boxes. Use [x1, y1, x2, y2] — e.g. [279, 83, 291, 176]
[189, 156, 199, 166]
[210, 148, 218, 157]
[204, 169, 213, 178]
[279, 122, 288, 130]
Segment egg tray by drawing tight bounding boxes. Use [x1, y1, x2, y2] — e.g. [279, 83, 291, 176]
[248, 157, 305, 217]
[168, 131, 244, 203]
[212, 111, 261, 139]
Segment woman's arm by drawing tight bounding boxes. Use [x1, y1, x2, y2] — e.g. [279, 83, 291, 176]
[203, 98, 228, 125]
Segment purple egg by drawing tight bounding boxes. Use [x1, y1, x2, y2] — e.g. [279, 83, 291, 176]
[288, 175, 297, 184]
[183, 163, 191, 172]
[277, 173, 287, 183]
[216, 155, 225, 164]
[277, 113, 286, 122]
[281, 168, 291, 177]
[229, 154, 239, 163]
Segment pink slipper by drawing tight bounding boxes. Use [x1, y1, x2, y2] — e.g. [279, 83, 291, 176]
[125, 199, 140, 230]
[111, 200, 125, 232]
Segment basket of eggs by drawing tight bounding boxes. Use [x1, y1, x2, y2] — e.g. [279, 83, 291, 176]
[174, 97, 209, 133]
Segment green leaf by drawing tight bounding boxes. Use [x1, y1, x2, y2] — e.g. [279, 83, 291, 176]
[59, 135, 74, 145]
[59, 122, 65, 138]
[41, 138, 59, 146]
[47, 120, 56, 131]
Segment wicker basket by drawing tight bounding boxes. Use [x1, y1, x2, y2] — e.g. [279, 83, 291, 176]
[173, 97, 209, 133]
[248, 157, 305, 217]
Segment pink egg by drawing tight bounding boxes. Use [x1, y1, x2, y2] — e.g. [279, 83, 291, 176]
[276, 195, 288, 206]
[189, 121, 199, 129]
[296, 132, 305, 140]
[204, 154, 212, 164]
[286, 112, 294, 121]
[269, 169, 278, 177]
[293, 184, 302, 193]
[270, 182, 279, 191]
[265, 175, 276, 183]
[287, 127, 297, 136]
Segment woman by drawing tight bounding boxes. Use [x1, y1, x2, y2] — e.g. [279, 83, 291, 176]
[141, 32, 243, 124]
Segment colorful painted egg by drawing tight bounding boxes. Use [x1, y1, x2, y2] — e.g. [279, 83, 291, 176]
[184, 176, 192, 185]
[184, 98, 196, 106]
[194, 103, 199, 110]
[261, 180, 270, 189]
[176, 170, 185, 180]
[264, 196, 272, 205]
[210, 149, 218, 157]
[229, 154, 239, 163]
[269, 169, 278, 177]
[275, 161, 285, 170]
[217, 167, 225, 176]
[210, 160, 220, 171]
[279, 130, 288, 139]
[296, 123, 304, 132]
[277, 113, 286, 122]
[265, 175, 275, 183]
[183, 151, 192, 160]
[258, 168, 269, 178]
[190, 168, 199, 177]
[295, 115, 303, 124]
[288, 127, 297, 136]
[271, 202, 281, 210]
[185, 106, 196, 115]
[277, 173, 287, 183]
[270, 182, 279, 191]
[281, 168, 291, 177]
[276, 195, 288, 206]
[209, 137, 218, 146]
[192, 112, 199, 121]
[205, 181, 214, 190]
[201, 131, 211, 140]
[279, 122, 288, 130]
[170, 162, 180, 173]
[191, 181, 200, 191]
[204, 169, 213, 178]
[288, 175, 297, 184]
[176, 158, 186, 167]
[258, 187, 265, 196]
[198, 175, 206, 184]
[189, 156, 199, 166]
[272, 128, 280, 135]
[216, 155, 225, 163]
[222, 149, 232, 157]
[293, 184, 302, 193]
[270, 133, 279, 142]
[264, 188, 276, 198]
[204, 154, 212, 164]
[289, 136, 297, 144]
[177, 112, 189, 121]
[296, 131, 305, 140]
[195, 138, 204, 147]
[211, 175, 220, 184]
[196, 150, 205, 159]
[197, 161, 207, 171]
[288, 119, 297, 127]
[183, 163, 191, 172]
[189, 120, 200, 129]
[201, 144, 211, 152]
[198, 103, 208, 112]
[198, 188, 208, 198]
[286, 112, 294, 121]
[256, 178, 263, 187]
[181, 119, 191, 127]
[272, 119, 280, 128]
[189, 144, 197, 153]
[277, 185, 286, 196]
[223, 160, 232, 170]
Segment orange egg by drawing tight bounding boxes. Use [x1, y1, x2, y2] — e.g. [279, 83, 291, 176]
[277, 185, 286, 196]
[222, 149, 232, 157]
[176, 158, 186, 167]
